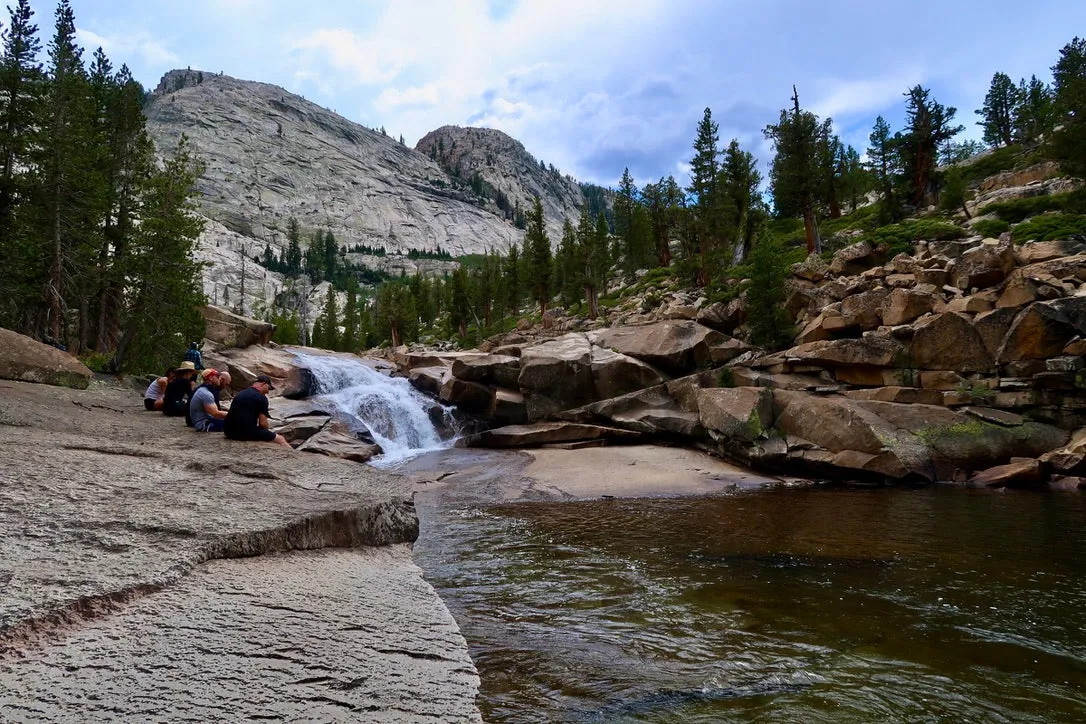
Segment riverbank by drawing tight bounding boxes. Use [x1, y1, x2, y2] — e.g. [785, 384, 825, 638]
[0, 378, 481, 721]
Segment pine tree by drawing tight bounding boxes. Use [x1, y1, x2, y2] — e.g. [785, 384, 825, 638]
[940, 166, 969, 218]
[37, 0, 96, 343]
[448, 267, 470, 337]
[764, 88, 822, 254]
[977, 72, 1019, 148]
[867, 116, 901, 222]
[524, 196, 552, 316]
[318, 286, 338, 349]
[718, 139, 763, 264]
[837, 145, 869, 214]
[556, 218, 582, 308]
[341, 278, 359, 351]
[744, 230, 793, 351]
[109, 136, 206, 372]
[0, 0, 44, 328]
[1051, 37, 1086, 176]
[688, 108, 721, 284]
[284, 217, 302, 275]
[899, 85, 964, 206]
[1012, 75, 1054, 144]
[642, 176, 683, 268]
[574, 208, 611, 318]
[501, 242, 521, 318]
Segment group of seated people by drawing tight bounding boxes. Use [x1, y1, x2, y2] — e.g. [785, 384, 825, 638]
[143, 355, 290, 448]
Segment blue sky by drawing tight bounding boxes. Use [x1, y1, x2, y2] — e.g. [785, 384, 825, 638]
[29, 0, 1086, 188]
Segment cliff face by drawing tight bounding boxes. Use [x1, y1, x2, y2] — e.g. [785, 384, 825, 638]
[144, 69, 597, 315]
[145, 70, 519, 258]
[417, 125, 588, 242]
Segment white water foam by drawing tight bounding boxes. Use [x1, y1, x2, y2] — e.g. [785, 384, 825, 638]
[290, 351, 455, 467]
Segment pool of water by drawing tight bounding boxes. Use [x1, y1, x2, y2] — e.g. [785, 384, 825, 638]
[413, 485, 1086, 722]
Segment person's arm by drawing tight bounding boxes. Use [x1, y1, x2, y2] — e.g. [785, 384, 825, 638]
[203, 401, 227, 419]
[257, 413, 270, 430]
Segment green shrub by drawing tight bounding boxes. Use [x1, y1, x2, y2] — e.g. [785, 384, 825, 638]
[717, 368, 735, 387]
[79, 351, 111, 373]
[820, 203, 882, 236]
[957, 145, 1022, 186]
[1011, 213, 1086, 243]
[984, 189, 1086, 223]
[955, 382, 996, 405]
[866, 219, 965, 257]
[971, 219, 1010, 238]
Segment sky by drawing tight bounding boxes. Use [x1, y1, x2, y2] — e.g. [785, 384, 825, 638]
[27, 0, 1086, 188]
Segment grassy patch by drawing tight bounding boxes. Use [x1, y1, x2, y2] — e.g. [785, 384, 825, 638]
[820, 204, 882, 236]
[1011, 213, 1086, 243]
[865, 219, 965, 257]
[984, 189, 1086, 223]
[956, 145, 1022, 186]
[971, 219, 1010, 238]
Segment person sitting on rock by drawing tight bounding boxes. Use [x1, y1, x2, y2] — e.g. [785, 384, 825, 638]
[143, 366, 173, 411]
[188, 369, 232, 432]
[223, 374, 291, 448]
[184, 341, 204, 370]
[162, 361, 197, 417]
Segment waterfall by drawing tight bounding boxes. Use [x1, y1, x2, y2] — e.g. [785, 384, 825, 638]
[290, 351, 454, 467]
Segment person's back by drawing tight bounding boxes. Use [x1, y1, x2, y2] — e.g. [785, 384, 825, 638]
[223, 375, 290, 447]
[189, 384, 219, 431]
[162, 375, 191, 417]
[223, 386, 267, 438]
[185, 342, 203, 370]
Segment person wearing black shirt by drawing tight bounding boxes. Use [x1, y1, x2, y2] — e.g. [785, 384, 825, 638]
[223, 375, 291, 448]
[162, 361, 197, 417]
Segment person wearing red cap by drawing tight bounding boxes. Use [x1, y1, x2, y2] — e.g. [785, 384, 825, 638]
[223, 374, 290, 448]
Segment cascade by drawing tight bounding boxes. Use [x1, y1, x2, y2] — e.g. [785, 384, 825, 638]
[290, 351, 454, 467]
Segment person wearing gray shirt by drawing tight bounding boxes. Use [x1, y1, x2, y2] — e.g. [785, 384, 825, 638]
[188, 370, 231, 432]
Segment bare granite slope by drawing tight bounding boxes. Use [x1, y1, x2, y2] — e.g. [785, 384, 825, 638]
[0, 379, 480, 721]
[145, 70, 519, 258]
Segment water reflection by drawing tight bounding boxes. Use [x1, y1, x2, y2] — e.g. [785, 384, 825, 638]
[414, 487, 1086, 723]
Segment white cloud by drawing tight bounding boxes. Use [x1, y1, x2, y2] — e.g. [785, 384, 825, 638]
[374, 84, 441, 111]
[76, 27, 180, 68]
[809, 66, 927, 121]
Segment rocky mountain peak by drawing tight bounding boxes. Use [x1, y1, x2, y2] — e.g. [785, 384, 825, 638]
[416, 125, 589, 241]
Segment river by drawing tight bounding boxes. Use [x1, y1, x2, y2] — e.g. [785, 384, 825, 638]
[407, 452, 1086, 723]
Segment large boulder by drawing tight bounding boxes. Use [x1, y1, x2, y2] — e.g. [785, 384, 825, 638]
[450, 354, 519, 387]
[784, 336, 903, 369]
[881, 289, 936, 327]
[488, 388, 528, 426]
[461, 422, 642, 448]
[200, 305, 275, 348]
[910, 313, 994, 373]
[0, 328, 92, 390]
[698, 387, 773, 444]
[438, 377, 493, 416]
[829, 241, 876, 276]
[406, 366, 449, 396]
[517, 334, 595, 420]
[952, 239, 1016, 291]
[771, 393, 1067, 482]
[840, 289, 889, 329]
[591, 320, 725, 376]
[298, 428, 382, 463]
[997, 302, 1080, 363]
[574, 386, 702, 437]
[969, 459, 1046, 488]
[589, 347, 666, 400]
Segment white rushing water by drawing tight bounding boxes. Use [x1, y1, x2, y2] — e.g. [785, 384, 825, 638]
[290, 351, 455, 467]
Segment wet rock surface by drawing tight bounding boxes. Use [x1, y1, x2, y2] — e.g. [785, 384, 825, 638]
[0, 379, 480, 721]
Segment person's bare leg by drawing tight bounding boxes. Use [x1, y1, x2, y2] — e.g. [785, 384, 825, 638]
[153, 399, 164, 411]
[273, 433, 292, 449]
